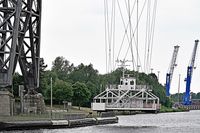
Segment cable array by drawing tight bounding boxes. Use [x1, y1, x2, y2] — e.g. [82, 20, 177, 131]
[104, 0, 157, 74]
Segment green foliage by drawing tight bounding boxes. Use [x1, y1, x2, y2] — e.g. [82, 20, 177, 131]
[164, 97, 172, 107]
[86, 81, 97, 101]
[72, 82, 91, 109]
[47, 57, 172, 107]
[45, 79, 73, 103]
[51, 56, 74, 80]
[54, 80, 73, 103]
[12, 72, 24, 97]
[14, 56, 193, 108]
[197, 92, 200, 99]
[42, 70, 58, 98]
[171, 93, 184, 103]
[68, 63, 99, 84]
[171, 92, 200, 103]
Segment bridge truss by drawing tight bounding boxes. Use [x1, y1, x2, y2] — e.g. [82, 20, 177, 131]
[0, 0, 41, 92]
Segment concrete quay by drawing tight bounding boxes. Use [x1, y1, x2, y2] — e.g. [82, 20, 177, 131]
[0, 117, 118, 131]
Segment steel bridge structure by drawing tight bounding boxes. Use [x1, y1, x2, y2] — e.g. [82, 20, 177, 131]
[0, 0, 41, 92]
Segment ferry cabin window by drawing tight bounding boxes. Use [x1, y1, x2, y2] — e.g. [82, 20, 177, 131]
[108, 93, 112, 97]
[121, 81, 123, 85]
[102, 99, 106, 103]
[125, 82, 128, 85]
[96, 99, 100, 103]
[130, 80, 134, 85]
[108, 99, 112, 103]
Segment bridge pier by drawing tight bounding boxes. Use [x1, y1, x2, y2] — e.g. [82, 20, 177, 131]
[0, 91, 14, 116]
[23, 93, 46, 114]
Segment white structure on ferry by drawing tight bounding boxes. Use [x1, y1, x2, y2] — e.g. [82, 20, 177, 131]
[92, 66, 160, 113]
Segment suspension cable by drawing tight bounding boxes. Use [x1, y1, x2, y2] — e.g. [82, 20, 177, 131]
[136, 0, 139, 72]
[104, 0, 116, 73]
[144, 0, 157, 74]
[123, 0, 147, 72]
[148, 0, 157, 73]
[116, 0, 146, 70]
[112, 0, 116, 71]
[104, 0, 157, 74]
[115, 0, 136, 61]
[104, 0, 108, 73]
[144, 0, 151, 73]
[127, 0, 135, 71]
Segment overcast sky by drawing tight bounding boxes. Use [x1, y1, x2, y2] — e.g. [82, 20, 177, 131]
[41, 0, 200, 94]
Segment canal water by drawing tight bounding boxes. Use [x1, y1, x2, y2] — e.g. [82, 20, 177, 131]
[2, 110, 200, 133]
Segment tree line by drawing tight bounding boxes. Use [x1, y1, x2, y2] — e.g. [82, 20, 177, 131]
[13, 56, 175, 108]
[171, 92, 200, 103]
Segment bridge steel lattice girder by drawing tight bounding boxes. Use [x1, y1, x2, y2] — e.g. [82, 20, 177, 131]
[0, 0, 41, 92]
[0, 0, 22, 87]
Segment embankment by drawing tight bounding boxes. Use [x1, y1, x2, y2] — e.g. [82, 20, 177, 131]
[0, 117, 118, 131]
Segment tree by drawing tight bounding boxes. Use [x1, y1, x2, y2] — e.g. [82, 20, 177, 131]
[149, 73, 158, 81]
[68, 63, 99, 84]
[39, 58, 48, 94]
[40, 58, 48, 71]
[72, 82, 91, 110]
[54, 80, 73, 104]
[86, 81, 97, 101]
[196, 92, 200, 99]
[191, 92, 197, 99]
[43, 70, 58, 99]
[12, 72, 24, 97]
[40, 56, 179, 108]
[51, 56, 74, 80]
[45, 79, 73, 104]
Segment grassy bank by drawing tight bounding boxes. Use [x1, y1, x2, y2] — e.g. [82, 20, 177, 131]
[0, 105, 96, 122]
[159, 106, 188, 113]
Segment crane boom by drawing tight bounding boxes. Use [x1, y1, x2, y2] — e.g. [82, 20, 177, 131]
[166, 45, 180, 96]
[183, 40, 199, 105]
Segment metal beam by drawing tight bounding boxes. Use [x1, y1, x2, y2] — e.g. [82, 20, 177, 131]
[0, 0, 41, 93]
[0, 0, 22, 88]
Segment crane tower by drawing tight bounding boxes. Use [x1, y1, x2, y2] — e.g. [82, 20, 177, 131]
[165, 45, 180, 96]
[183, 40, 199, 105]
